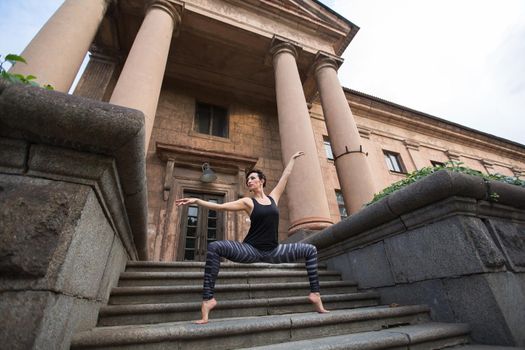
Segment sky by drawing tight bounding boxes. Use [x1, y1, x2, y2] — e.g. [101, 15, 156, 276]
[319, 0, 525, 145]
[1, 0, 524, 145]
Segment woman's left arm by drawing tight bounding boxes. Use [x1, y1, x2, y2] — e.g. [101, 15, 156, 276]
[269, 151, 304, 204]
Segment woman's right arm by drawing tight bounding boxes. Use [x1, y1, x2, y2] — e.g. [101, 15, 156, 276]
[175, 197, 252, 214]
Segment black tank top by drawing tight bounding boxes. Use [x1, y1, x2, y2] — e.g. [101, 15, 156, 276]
[243, 196, 279, 251]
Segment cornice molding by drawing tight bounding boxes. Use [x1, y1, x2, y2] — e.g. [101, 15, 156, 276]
[347, 99, 525, 160]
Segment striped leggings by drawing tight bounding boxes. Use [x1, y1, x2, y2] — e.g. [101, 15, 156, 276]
[202, 240, 320, 300]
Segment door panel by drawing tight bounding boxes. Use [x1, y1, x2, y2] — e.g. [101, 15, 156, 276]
[179, 192, 224, 261]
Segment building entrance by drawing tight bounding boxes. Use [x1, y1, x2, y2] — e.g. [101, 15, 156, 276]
[179, 192, 224, 261]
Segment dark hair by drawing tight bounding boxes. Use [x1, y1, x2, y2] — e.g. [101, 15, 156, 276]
[246, 169, 266, 187]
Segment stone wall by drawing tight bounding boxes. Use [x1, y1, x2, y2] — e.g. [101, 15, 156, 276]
[302, 170, 525, 346]
[0, 82, 146, 349]
[146, 84, 292, 259]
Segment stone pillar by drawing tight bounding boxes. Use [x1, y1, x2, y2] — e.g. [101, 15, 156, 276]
[9, 0, 110, 92]
[314, 53, 376, 214]
[109, 0, 183, 150]
[270, 40, 333, 234]
[73, 47, 120, 102]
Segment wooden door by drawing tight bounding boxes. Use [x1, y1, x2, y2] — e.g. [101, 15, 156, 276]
[179, 192, 224, 261]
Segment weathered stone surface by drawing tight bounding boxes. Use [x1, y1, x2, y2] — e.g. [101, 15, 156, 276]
[96, 236, 128, 301]
[0, 83, 147, 259]
[0, 290, 47, 350]
[461, 218, 506, 268]
[488, 180, 525, 210]
[0, 290, 101, 350]
[484, 272, 525, 346]
[443, 274, 515, 346]
[374, 279, 456, 323]
[326, 253, 353, 281]
[487, 219, 525, 270]
[55, 189, 115, 299]
[384, 216, 500, 284]
[345, 242, 395, 289]
[0, 137, 27, 174]
[0, 174, 86, 278]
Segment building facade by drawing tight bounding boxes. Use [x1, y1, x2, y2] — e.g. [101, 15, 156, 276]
[13, 0, 525, 262]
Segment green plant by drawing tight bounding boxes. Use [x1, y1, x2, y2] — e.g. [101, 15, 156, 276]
[0, 54, 53, 90]
[367, 161, 524, 205]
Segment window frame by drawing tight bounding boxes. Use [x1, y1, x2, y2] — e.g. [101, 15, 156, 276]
[323, 136, 334, 161]
[431, 160, 445, 167]
[194, 101, 229, 138]
[335, 190, 348, 220]
[383, 150, 407, 174]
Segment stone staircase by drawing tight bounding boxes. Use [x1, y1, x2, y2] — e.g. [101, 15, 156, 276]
[70, 261, 477, 349]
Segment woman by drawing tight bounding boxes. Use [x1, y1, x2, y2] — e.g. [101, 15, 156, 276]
[175, 151, 328, 324]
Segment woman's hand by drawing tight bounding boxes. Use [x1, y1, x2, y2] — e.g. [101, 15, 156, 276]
[175, 198, 198, 207]
[291, 151, 305, 161]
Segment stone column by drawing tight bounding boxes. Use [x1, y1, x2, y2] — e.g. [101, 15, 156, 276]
[314, 53, 376, 214]
[9, 0, 110, 92]
[109, 0, 183, 150]
[73, 47, 120, 102]
[270, 41, 333, 234]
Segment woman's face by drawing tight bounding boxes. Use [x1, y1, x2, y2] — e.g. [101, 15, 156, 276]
[246, 172, 264, 190]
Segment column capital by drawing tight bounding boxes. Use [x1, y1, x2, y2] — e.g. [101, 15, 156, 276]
[147, 0, 184, 26]
[266, 35, 302, 64]
[314, 51, 344, 73]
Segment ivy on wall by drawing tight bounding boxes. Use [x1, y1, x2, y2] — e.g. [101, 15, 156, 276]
[368, 161, 525, 205]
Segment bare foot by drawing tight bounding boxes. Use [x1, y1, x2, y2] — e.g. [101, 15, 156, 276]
[194, 298, 217, 324]
[308, 292, 329, 313]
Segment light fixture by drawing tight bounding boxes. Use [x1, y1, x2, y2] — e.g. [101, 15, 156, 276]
[200, 162, 217, 183]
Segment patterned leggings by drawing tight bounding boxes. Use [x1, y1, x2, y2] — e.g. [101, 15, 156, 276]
[202, 240, 320, 300]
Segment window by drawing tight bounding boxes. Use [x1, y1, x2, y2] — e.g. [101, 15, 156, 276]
[431, 160, 445, 167]
[383, 151, 406, 173]
[323, 136, 334, 160]
[335, 190, 348, 220]
[194, 102, 228, 138]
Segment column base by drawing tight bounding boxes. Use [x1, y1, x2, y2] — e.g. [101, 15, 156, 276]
[288, 216, 333, 234]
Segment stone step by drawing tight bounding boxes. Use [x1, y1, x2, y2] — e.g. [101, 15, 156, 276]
[449, 346, 525, 350]
[98, 292, 380, 326]
[125, 261, 328, 273]
[238, 322, 471, 350]
[109, 280, 359, 305]
[117, 270, 342, 287]
[71, 305, 431, 350]
[448, 344, 525, 350]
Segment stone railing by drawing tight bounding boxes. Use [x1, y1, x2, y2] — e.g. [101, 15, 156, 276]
[0, 81, 147, 349]
[302, 170, 525, 346]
